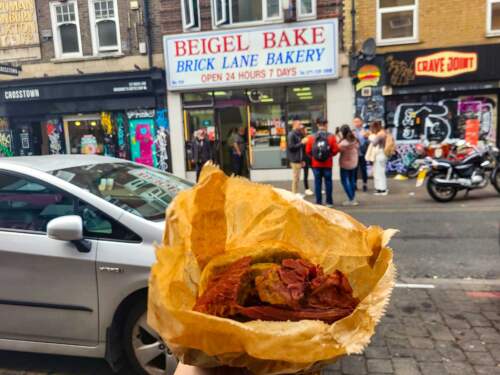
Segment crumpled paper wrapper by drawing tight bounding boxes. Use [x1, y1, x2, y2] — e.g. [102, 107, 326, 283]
[148, 165, 396, 375]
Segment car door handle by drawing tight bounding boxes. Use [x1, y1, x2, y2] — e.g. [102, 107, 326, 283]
[99, 266, 124, 273]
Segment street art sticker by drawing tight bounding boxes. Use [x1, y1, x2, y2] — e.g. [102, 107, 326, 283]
[0, 130, 13, 157]
[356, 86, 385, 123]
[127, 110, 155, 120]
[116, 113, 127, 159]
[155, 109, 170, 172]
[129, 118, 158, 168]
[45, 118, 64, 154]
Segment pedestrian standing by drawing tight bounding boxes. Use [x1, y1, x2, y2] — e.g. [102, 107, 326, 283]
[367, 121, 388, 195]
[306, 119, 339, 207]
[353, 117, 369, 192]
[338, 125, 360, 206]
[287, 117, 304, 196]
[301, 125, 314, 196]
[228, 126, 246, 176]
[191, 128, 213, 181]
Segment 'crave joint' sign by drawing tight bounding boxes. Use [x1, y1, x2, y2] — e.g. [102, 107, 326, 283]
[163, 20, 339, 90]
[415, 51, 478, 78]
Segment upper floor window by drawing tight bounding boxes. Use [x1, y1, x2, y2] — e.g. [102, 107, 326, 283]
[487, 0, 500, 36]
[50, 0, 82, 59]
[213, 0, 282, 27]
[297, 0, 316, 19]
[89, 0, 121, 53]
[182, 0, 201, 30]
[377, 0, 418, 45]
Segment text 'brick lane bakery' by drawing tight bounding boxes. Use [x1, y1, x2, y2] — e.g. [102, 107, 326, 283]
[163, 19, 343, 181]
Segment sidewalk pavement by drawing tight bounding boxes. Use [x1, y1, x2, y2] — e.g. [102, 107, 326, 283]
[320, 279, 500, 375]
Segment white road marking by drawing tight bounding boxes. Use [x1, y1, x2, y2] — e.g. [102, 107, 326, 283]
[395, 283, 435, 289]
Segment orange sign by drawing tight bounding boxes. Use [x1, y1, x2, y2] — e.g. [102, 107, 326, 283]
[415, 51, 477, 78]
[465, 119, 480, 146]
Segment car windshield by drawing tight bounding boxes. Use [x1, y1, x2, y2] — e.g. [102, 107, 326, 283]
[51, 162, 193, 221]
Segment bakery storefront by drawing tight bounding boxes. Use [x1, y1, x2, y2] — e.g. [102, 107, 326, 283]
[163, 19, 342, 181]
[383, 45, 500, 148]
[0, 69, 172, 172]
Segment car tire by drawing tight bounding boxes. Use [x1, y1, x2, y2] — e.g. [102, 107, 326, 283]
[122, 301, 177, 375]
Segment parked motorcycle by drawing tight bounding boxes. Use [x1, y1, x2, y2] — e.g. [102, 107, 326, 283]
[416, 142, 500, 202]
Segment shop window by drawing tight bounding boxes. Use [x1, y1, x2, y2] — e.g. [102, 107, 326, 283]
[286, 85, 326, 136]
[64, 118, 105, 155]
[50, 1, 82, 58]
[297, 0, 316, 19]
[213, 0, 281, 27]
[487, 0, 500, 35]
[181, 0, 200, 30]
[377, 0, 418, 45]
[89, 0, 121, 53]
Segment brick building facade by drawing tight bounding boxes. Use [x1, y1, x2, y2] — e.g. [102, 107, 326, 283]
[344, 0, 499, 176]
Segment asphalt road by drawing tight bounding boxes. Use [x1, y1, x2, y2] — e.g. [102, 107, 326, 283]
[0, 179, 498, 374]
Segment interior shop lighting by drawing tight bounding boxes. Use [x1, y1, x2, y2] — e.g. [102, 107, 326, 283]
[293, 87, 311, 92]
[260, 98, 274, 103]
[90, 121, 97, 126]
[74, 121, 81, 126]
[299, 96, 313, 100]
[214, 91, 227, 96]
[296, 92, 314, 97]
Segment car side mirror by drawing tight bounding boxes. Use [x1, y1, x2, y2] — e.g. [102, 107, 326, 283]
[47, 216, 91, 253]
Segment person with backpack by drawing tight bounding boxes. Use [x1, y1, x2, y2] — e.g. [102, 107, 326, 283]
[306, 119, 339, 207]
[366, 121, 392, 196]
[287, 117, 305, 196]
[338, 124, 360, 206]
[353, 117, 369, 192]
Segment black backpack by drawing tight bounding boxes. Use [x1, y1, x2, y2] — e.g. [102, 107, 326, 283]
[312, 132, 331, 162]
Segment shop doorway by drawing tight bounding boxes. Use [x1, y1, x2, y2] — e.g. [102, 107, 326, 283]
[63, 115, 104, 155]
[215, 105, 249, 176]
[10, 119, 42, 156]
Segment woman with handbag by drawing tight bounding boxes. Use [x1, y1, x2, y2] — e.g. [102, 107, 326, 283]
[365, 121, 388, 196]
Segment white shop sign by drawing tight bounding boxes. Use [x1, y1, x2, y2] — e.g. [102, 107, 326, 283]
[163, 19, 339, 91]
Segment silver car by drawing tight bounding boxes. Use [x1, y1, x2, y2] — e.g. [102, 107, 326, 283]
[0, 155, 192, 375]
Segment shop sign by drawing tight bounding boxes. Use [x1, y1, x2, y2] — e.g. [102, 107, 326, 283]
[113, 81, 148, 93]
[415, 51, 477, 78]
[3, 88, 39, 101]
[163, 19, 339, 90]
[356, 64, 381, 91]
[0, 0, 39, 48]
[0, 64, 21, 76]
[385, 44, 500, 87]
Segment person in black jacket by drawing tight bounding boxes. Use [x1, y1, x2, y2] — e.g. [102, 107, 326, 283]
[191, 128, 213, 181]
[287, 117, 305, 196]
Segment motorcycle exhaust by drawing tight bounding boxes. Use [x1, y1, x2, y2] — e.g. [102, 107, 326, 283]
[434, 177, 472, 188]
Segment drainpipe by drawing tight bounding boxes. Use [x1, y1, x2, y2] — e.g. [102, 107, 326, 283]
[351, 0, 356, 56]
[143, 0, 153, 69]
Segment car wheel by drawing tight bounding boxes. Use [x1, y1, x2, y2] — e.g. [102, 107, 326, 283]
[123, 302, 177, 375]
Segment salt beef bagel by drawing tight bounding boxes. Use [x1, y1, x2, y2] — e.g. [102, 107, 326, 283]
[148, 164, 396, 375]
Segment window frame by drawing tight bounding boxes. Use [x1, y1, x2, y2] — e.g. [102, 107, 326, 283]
[376, 0, 419, 46]
[88, 0, 122, 55]
[211, 0, 283, 28]
[297, 0, 317, 20]
[181, 0, 201, 31]
[487, 0, 500, 36]
[50, 0, 83, 59]
[0, 171, 142, 243]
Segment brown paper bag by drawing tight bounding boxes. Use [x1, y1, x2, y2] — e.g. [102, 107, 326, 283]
[148, 165, 396, 375]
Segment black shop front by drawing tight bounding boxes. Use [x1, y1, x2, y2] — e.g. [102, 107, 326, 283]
[382, 44, 500, 147]
[0, 69, 172, 172]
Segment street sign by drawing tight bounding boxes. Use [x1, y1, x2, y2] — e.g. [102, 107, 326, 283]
[0, 64, 22, 76]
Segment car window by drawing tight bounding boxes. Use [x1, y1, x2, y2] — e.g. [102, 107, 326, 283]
[0, 173, 75, 232]
[0, 172, 141, 242]
[78, 202, 141, 242]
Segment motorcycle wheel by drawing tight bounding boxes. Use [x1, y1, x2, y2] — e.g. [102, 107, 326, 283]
[491, 166, 500, 193]
[426, 173, 458, 202]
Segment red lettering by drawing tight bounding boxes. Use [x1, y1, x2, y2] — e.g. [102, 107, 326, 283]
[236, 35, 249, 52]
[207, 37, 219, 54]
[188, 39, 199, 55]
[294, 28, 308, 45]
[263, 32, 276, 49]
[175, 41, 187, 57]
[312, 27, 325, 44]
[278, 32, 291, 47]
[223, 35, 235, 53]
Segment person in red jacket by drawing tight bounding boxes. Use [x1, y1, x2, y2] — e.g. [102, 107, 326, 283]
[306, 119, 339, 207]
